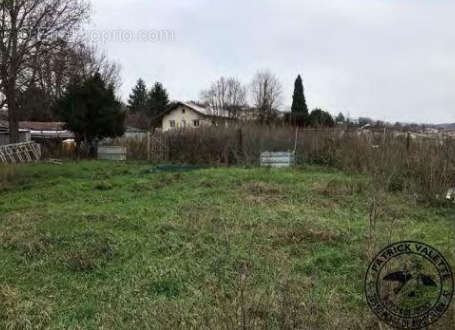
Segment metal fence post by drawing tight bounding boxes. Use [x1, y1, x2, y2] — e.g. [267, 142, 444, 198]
[147, 131, 151, 161]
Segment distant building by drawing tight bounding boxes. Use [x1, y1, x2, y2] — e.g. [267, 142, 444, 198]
[158, 102, 231, 132]
[0, 120, 73, 145]
[0, 108, 7, 121]
[156, 102, 289, 131]
[18, 121, 74, 141]
[0, 129, 31, 146]
[424, 127, 440, 134]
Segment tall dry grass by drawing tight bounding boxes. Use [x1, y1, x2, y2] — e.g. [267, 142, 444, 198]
[111, 124, 455, 203]
[0, 164, 17, 190]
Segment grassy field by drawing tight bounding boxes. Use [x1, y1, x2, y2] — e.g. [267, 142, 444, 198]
[0, 161, 454, 329]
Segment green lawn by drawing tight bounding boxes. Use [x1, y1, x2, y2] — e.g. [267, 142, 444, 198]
[0, 161, 454, 329]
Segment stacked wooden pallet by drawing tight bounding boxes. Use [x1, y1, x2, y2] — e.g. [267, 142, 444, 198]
[0, 142, 41, 163]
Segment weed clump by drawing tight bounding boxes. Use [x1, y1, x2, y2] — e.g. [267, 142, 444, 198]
[64, 233, 118, 272]
[94, 181, 113, 191]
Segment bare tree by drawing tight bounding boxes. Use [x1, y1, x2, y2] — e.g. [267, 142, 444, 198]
[250, 70, 282, 123]
[65, 42, 121, 91]
[36, 42, 121, 98]
[200, 76, 247, 119]
[0, 0, 89, 142]
[13, 41, 121, 122]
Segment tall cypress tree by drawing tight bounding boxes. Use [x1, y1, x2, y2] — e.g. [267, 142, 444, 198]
[291, 75, 308, 126]
[127, 78, 148, 113]
[148, 82, 169, 117]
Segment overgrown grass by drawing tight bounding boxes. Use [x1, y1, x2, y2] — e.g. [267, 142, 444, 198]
[113, 125, 455, 204]
[0, 161, 454, 329]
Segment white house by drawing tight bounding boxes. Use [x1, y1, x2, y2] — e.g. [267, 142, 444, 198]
[159, 102, 231, 132]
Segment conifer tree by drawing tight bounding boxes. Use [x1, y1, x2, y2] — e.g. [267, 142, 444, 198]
[148, 82, 170, 117]
[127, 78, 148, 113]
[291, 75, 309, 126]
[56, 73, 125, 155]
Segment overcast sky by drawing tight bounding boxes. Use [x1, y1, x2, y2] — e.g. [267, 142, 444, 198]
[90, 0, 455, 124]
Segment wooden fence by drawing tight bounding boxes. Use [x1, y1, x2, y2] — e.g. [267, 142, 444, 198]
[147, 132, 169, 162]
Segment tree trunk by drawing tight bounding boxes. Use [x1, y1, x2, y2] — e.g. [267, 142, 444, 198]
[89, 138, 98, 158]
[6, 86, 19, 143]
[7, 6, 20, 144]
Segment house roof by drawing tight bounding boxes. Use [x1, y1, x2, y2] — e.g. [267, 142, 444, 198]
[0, 120, 74, 139]
[163, 101, 231, 119]
[20, 121, 66, 131]
[0, 121, 66, 131]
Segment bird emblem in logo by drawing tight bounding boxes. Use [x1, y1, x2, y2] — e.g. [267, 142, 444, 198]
[383, 264, 437, 297]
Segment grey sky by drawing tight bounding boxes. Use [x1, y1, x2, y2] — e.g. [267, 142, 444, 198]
[90, 0, 455, 123]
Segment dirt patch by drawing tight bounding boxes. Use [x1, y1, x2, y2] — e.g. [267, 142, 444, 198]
[242, 182, 289, 204]
[199, 179, 215, 188]
[83, 214, 111, 222]
[272, 226, 341, 247]
[244, 182, 282, 195]
[129, 181, 153, 192]
[0, 286, 52, 328]
[94, 181, 114, 191]
[63, 233, 118, 272]
[314, 178, 365, 198]
[92, 170, 112, 180]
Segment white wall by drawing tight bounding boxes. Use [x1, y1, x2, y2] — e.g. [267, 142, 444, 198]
[162, 105, 211, 132]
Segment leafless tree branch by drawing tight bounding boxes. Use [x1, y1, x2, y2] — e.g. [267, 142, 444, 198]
[250, 70, 282, 123]
[0, 0, 90, 141]
[200, 76, 247, 119]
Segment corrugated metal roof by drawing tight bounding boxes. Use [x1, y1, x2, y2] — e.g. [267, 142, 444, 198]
[19, 121, 66, 130]
[0, 121, 66, 131]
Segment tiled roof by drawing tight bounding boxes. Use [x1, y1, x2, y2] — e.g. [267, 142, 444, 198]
[180, 102, 230, 118]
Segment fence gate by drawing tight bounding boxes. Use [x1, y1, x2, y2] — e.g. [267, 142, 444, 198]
[148, 132, 169, 162]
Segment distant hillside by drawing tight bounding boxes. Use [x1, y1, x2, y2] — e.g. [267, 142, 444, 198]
[433, 123, 455, 130]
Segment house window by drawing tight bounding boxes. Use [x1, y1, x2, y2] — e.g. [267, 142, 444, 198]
[193, 120, 200, 127]
[182, 108, 186, 114]
[170, 120, 175, 128]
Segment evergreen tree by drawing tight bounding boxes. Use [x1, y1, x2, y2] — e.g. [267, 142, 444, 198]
[56, 73, 125, 156]
[336, 112, 345, 123]
[127, 78, 148, 113]
[291, 74, 308, 126]
[148, 82, 169, 120]
[309, 108, 335, 127]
